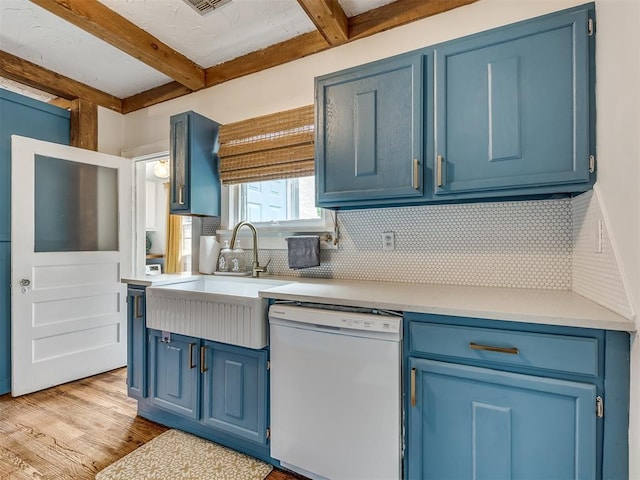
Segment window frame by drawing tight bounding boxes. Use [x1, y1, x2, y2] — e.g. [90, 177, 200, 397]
[221, 179, 335, 249]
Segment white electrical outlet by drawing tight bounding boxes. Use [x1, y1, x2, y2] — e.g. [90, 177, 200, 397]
[382, 231, 395, 251]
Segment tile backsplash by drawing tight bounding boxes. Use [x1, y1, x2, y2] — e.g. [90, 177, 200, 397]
[202, 195, 632, 317]
[571, 190, 633, 318]
[204, 199, 573, 289]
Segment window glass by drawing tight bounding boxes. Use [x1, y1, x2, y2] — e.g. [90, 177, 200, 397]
[240, 176, 320, 223]
[35, 155, 118, 252]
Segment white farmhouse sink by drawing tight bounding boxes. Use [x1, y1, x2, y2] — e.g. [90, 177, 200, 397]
[146, 276, 292, 349]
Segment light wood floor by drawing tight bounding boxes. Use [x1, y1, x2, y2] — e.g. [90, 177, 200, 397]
[0, 368, 304, 480]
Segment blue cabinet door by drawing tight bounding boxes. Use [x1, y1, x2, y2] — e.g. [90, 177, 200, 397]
[316, 53, 425, 208]
[201, 341, 268, 445]
[434, 7, 593, 198]
[149, 330, 200, 420]
[407, 358, 596, 480]
[170, 111, 221, 216]
[126, 286, 147, 399]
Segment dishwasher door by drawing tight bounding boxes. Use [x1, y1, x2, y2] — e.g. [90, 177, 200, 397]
[269, 311, 401, 480]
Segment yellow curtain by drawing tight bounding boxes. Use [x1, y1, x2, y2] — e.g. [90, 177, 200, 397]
[164, 183, 182, 273]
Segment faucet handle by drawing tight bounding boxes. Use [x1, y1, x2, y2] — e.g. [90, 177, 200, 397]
[253, 259, 270, 277]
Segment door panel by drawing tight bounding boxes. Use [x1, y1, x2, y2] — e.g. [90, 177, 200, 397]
[201, 342, 268, 445]
[435, 10, 590, 195]
[149, 331, 199, 420]
[408, 358, 596, 479]
[11, 136, 131, 396]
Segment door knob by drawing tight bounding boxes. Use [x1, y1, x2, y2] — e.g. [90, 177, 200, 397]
[19, 279, 31, 287]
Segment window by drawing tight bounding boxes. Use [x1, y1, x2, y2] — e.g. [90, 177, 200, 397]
[240, 176, 320, 223]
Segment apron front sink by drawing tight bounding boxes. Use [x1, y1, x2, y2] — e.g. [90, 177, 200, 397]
[146, 276, 291, 349]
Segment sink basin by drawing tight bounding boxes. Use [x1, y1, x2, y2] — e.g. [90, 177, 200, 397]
[146, 276, 292, 349]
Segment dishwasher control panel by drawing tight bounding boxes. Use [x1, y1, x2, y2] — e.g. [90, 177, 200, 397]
[269, 304, 401, 334]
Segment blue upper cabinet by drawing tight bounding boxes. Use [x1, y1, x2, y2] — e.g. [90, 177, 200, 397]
[170, 111, 221, 216]
[315, 4, 595, 209]
[433, 5, 594, 199]
[316, 53, 426, 209]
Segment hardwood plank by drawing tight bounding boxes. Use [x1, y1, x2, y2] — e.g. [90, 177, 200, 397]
[349, 0, 480, 40]
[296, 0, 348, 45]
[0, 368, 303, 480]
[29, 0, 205, 90]
[0, 50, 122, 112]
[70, 99, 98, 151]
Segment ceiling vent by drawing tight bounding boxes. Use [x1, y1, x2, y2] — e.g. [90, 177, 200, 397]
[183, 0, 232, 16]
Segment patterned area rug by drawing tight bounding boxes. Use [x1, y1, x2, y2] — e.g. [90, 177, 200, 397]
[96, 429, 273, 480]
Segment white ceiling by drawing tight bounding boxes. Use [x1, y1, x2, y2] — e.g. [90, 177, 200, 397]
[0, 0, 395, 99]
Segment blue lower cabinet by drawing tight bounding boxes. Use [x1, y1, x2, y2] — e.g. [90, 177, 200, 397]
[126, 286, 147, 400]
[407, 358, 596, 479]
[149, 330, 200, 420]
[139, 329, 271, 462]
[201, 341, 268, 445]
[404, 313, 630, 480]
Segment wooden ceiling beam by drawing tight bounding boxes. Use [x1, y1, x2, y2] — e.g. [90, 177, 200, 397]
[70, 99, 98, 151]
[205, 31, 329, 88]
[296, 0, 348, 46]
[0, 50, 122, 112]
[122, 81, 192, 114]
[48, 97, 72, 109]
[28, 0, 206, 90]
[349, 0, 479, 40]
[122, 0, 479, 113]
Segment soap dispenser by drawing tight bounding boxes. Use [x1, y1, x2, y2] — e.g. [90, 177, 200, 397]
[218, 240, 232, 272]
[230, 242, 245, 273]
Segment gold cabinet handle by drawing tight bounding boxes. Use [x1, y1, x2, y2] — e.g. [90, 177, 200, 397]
[436, 154, 444, 187]
[469, 342, 519, 355]
[178, 185, 185, 205]
[200, 345, 208, 373]
[188, 343, 197, 369]
[134, 295, 143, 318]
[412, 158, 420, 190]
[411, 367, 417, 407]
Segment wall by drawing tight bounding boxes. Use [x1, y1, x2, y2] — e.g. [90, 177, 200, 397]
[110, 0, 640, 471]
[591, 0, 640, 473]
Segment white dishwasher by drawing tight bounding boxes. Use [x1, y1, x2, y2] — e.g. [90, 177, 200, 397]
[269, 304, 402, 480]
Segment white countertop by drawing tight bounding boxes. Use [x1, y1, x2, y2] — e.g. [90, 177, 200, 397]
[122, 273, 635, 332]
[121, 273, 201, 287]
[258, 277, 636, 332]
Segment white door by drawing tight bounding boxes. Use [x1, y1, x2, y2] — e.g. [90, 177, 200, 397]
[11, 135, 132, 396]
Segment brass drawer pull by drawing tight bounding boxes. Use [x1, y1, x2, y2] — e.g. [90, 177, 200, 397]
[436, 154, 444, 187]
[178, 185, 185, 205]
[470, 342, 519, 355]
[200, 346, 208, 373]
[412, 158, 420, 190]
[188, 343, 196, 369]
[410, 367, 417, 407]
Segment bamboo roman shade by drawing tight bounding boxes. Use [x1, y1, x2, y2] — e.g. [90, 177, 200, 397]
[218, 105, 315, 184]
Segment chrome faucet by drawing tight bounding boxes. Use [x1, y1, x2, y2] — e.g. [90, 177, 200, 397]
[229, 221, 269, 277]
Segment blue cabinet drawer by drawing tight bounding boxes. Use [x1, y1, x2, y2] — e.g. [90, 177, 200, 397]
[409, 321, 599, 377]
